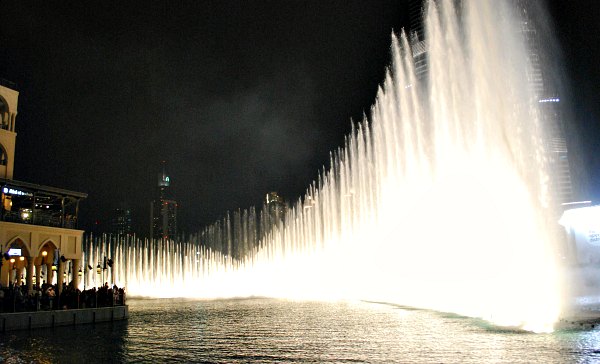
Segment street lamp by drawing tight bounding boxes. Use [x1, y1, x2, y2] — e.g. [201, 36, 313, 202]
[95, 264, 102, 308]
[96, 264, 101, 288]
[76, 268, 83, 308]
[39, 251, 48, 285]
[83, 264, 94, 284]
[83, 264, 92, 291]
[41, 251, 47, 266]
[104, 258, 112, 286]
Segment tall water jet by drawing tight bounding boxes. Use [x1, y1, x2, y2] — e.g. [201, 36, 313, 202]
[85, 0, 564, 332]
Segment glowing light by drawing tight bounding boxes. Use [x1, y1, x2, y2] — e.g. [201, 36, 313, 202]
[561, 201, 592, 206]
[2, 187, 33, 196]
[7, 248, 21, 256]
[538, 98, 560, 103]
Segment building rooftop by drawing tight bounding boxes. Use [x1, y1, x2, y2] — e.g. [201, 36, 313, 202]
[0, 78, 17, 91]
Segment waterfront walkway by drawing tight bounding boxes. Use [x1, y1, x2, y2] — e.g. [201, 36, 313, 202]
[0, 283, 128, 331]
[0, 282, 126, 313]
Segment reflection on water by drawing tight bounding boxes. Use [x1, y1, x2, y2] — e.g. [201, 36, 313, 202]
[1, 298, 600, 363]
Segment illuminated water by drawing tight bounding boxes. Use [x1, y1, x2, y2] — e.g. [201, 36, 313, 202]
[84, 0, 563, 331]
[1, 299, 599, 363]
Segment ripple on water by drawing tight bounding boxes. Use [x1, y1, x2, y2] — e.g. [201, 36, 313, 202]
[0, 298, 597, 363]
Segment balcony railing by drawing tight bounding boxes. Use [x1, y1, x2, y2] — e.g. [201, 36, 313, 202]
[1, 179, 86, 230]
[1, 210, 78, 229]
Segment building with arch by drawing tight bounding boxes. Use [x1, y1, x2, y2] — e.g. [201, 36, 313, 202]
[0, 80, 17, 181]
[0, 80, 87, 295]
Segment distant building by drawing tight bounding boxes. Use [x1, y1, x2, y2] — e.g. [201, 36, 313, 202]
[407, 0, 574, 205]
[150, 162, 177, 240]
[408, 0, 428, 82]
[512, 0, 574, 204]
[265, 192, 286, 221]
[111, 208, 132, 236]
[261, 192, 287, 237]
[0, 80, 87, 294]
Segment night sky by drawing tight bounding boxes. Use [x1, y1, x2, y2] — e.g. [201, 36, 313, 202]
[0, 1, 598, 237]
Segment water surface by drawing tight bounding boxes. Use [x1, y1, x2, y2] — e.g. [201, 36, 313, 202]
[1, 298, 599, 363]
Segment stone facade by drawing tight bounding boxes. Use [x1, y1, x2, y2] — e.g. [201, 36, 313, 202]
[0, 221, 84, 293]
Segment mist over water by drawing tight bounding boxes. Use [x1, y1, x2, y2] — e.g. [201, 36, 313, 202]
[85, 0, 562, 332]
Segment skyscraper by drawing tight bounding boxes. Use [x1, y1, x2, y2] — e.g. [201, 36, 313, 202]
[111, 207, 132, 236]
[515, 0, 574, 204]
[408, 0, 428, 82]
[407, 0, 574, 205]
[265, 192, 286, 223]
[150, 162, 178, 240]
[260, 192, 287, 239]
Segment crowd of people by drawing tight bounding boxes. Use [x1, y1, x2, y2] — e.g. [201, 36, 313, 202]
[0, 281, 126, 313]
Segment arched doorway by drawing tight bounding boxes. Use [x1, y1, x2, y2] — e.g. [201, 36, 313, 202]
[2, 238, 31, 288]
[36, 241, 58, 288]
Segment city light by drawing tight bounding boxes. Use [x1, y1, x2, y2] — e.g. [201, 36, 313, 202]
[538, 98, 560, 103]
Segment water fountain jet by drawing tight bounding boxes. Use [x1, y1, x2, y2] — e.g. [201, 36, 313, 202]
[85, 0, 566, 332]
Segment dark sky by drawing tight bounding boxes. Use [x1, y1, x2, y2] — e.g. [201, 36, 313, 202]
[0, 1, 598, 237]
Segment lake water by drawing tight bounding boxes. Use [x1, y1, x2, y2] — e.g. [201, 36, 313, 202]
[1, 298, 599, 363]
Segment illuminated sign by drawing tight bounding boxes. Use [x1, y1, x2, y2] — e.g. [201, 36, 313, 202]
[7, 248, 21, 256]
[158, 174, 170, 187]
[2, 187, 33, 197]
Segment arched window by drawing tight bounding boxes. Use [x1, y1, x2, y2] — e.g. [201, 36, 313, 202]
[0, 99, 7, 130]
[0, 144, 7, 166]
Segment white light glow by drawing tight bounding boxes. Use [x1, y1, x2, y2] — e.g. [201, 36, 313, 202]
[539, 98, 560, 103]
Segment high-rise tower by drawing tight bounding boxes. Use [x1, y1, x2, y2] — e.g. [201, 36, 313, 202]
[408, 0, 429, 82]
[407, 0, 574, 205]
[517, 0, 574, 204]
[150, 162, 177, 240]
[111, 207, 132, 236]
[265, 192, 286, 225]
